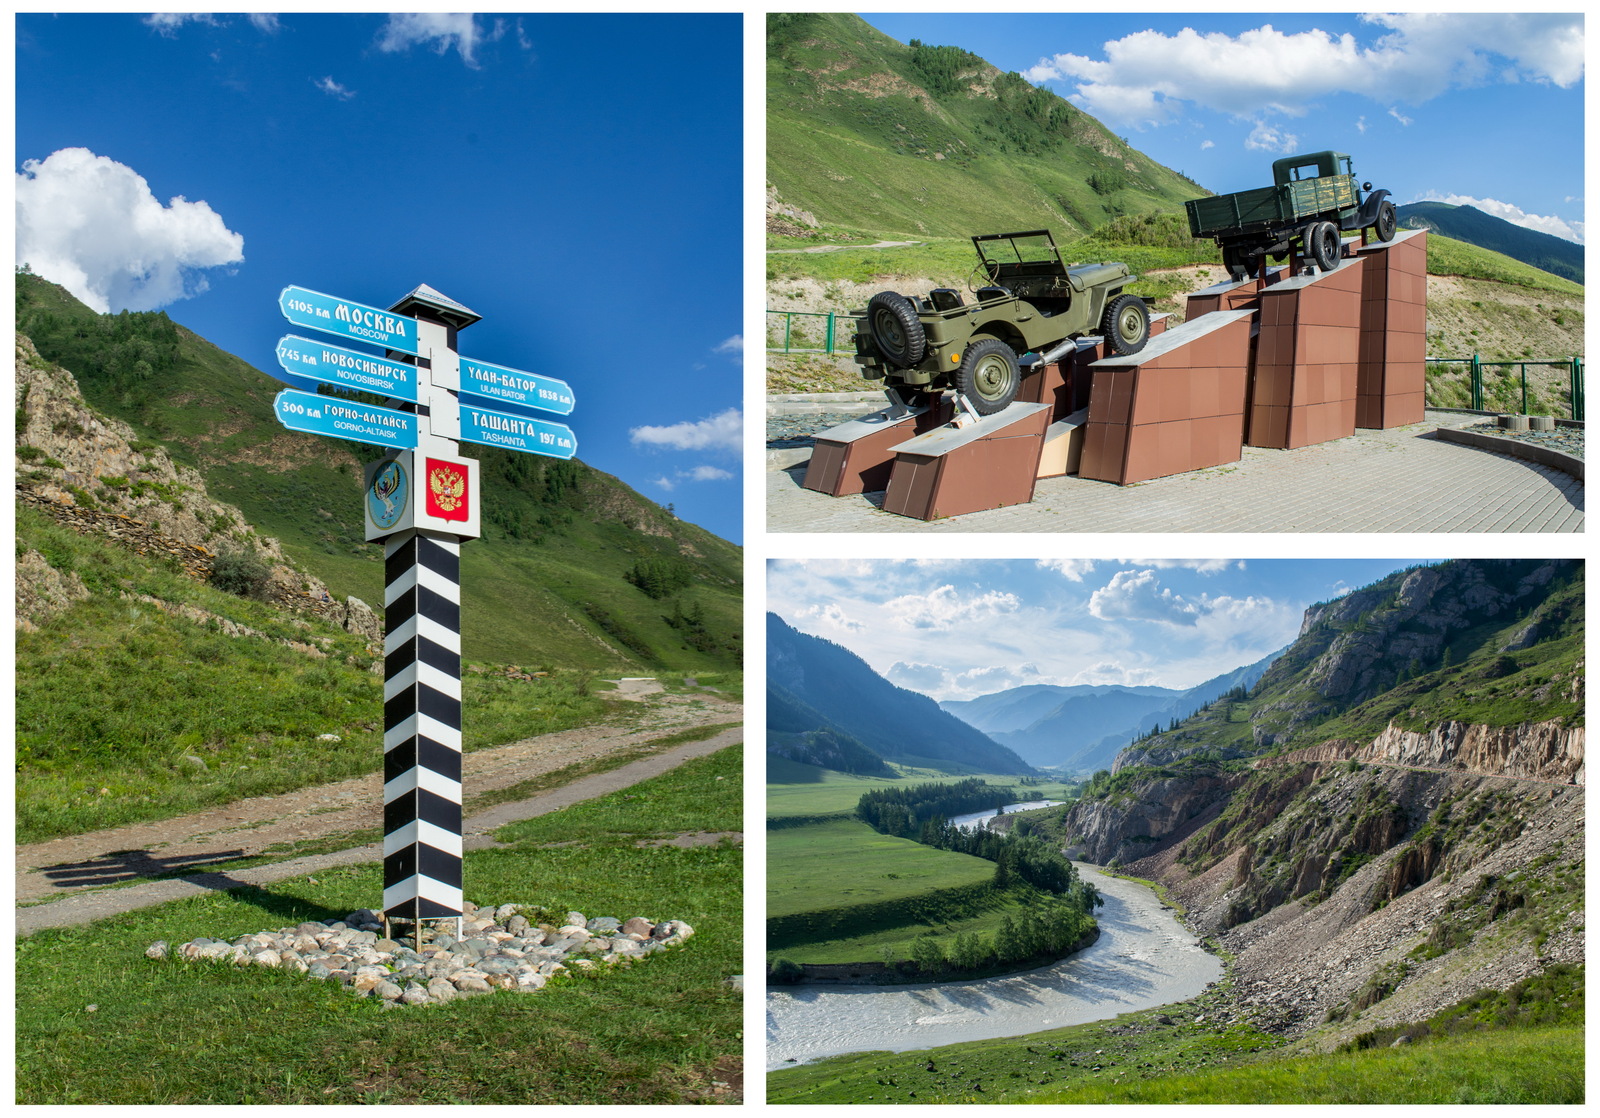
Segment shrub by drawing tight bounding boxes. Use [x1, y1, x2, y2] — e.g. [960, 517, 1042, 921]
[210, 550, 274, 601]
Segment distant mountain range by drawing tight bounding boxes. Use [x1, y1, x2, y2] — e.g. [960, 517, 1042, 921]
[767, 613, 1034, 775]
[941, 650, 1284, 773]
[1395, 201, 1583, 286]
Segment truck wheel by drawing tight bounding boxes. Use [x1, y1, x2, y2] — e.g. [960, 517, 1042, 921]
[865, 291, 926, 368]
[954, 338, 1019, 415]
[1222, 245, 1251, 281]
[1374, 200, 1397, 242]
[1101, 294, 1150, 356]
[1307, 221, 1341, 273]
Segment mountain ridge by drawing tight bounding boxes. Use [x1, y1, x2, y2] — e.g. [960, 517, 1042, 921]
[767, 612, 1034, 775]
[1396, 201, 1582, 286]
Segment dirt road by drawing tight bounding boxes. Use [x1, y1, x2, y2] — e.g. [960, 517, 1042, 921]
[17, 685, 741, 909]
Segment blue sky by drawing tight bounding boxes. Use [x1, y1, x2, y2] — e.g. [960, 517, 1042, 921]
[768, 558, 1435, 700]
[16, 13, 745, 542]
[860, 12, 1584, 243]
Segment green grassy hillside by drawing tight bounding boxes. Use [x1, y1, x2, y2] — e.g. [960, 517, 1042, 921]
[16, 273, 740, 671]
[767, 14, 1207, 241]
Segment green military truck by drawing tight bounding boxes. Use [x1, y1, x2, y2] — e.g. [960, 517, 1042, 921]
[854, 229, 1149, 415]
[1186, 151, 1397, 280]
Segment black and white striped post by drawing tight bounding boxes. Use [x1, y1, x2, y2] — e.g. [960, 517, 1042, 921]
[369, 286, 484, 948]
[382, 529, 464, 939]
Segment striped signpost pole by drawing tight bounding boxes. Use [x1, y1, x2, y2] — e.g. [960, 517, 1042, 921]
[382, 530, 464, 942]
[270, 282, 576, 949]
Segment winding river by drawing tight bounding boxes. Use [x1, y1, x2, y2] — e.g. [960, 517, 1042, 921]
[766, 863, 1221, 1068]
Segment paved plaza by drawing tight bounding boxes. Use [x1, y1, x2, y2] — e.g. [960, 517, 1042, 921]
[766, 404, 1583, 534]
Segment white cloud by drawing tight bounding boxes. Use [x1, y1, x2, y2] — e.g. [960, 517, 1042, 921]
[1356, 115, 1367, 133]
[952, 663, 1045, 695]
[629, 407, 742, 453]
[376, 14, 483, 67]
[883, 584, 1021, 631]
[1023, 15, 1583, 129]
[1388, 107, 1413, 126]
[1116, 559, 1242, 575]
[1036, 558, 1097, 581]
[714, 335, 744, 363]
[248, 14, 281, 34]
[1245, 121, 1299, 153]
[684, 465, 733, 482]
[144, 14, 218, 36]
[1409, 191, 1584, 245]
[1200, 139, 1215, 150]
[799, 603, 863, 632]
[314, 76, 355, 100]
[1072, 660, 1161, 686]
[16, 148, 244, 314]
[888, 660, 947, 691]
[1089, 569, 1201, 626]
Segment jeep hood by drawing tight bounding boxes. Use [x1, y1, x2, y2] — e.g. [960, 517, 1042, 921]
[1066, 262, 1132, 292]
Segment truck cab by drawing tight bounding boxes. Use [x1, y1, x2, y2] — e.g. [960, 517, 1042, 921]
[1272, 151, 1356, 191]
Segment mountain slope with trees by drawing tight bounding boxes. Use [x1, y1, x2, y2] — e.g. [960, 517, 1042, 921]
[1396, 202, 1583, 286]
[767, 612, 1034, 775]
[15, 272, 740, 669]
[767, 12, 1207, 241]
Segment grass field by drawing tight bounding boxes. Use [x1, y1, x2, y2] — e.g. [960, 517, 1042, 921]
[768, 766, 1082, 962]
[767, 996, 1582, 1104]
[17, 745, 742, 1105]
[767, 817, 992, 921]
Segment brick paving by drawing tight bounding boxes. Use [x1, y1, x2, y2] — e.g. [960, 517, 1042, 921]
[766, 408, 1583, 534]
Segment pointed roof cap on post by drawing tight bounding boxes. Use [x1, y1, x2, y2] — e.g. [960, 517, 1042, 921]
[389, 283, 482, 330]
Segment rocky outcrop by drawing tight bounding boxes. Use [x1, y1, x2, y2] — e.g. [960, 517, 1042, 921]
[15, 331, 378, 639]
[15, 549, 90, 631]
[1358, 719, 1583, 785]
[1062, 773, 1236, 866]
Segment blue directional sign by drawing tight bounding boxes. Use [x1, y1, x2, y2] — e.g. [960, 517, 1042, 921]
[275, 335, 419, 402]
[459, 400, 577, 459]
[273, 389, 418, 450]
[279, 286, 420, 355]
[458, 356, 575, 417]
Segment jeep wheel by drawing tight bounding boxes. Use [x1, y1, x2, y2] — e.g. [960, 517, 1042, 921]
[954, 338, 1020, 415]
[1102, 294, 1150, 356]
[865, 291, 926, 368]
[1307, 221, 1341, 273]
[1374, 200, 1397, 242]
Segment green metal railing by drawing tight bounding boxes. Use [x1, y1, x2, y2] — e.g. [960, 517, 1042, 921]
[1425, 355, 1584, 421]
[767, 310, 855, 355]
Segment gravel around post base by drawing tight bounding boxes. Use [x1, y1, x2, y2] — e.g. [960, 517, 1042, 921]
[147, 902, 694, 1006]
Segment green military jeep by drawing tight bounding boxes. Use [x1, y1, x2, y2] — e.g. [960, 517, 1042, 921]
[853, 229, 1149, 415]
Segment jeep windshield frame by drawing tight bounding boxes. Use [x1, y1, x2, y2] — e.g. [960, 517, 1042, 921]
[972, 230, 1063, 272]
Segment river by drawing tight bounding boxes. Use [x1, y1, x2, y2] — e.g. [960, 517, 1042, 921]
[946, 800, 1065, 830]
[766, 863, 1221, 1068]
